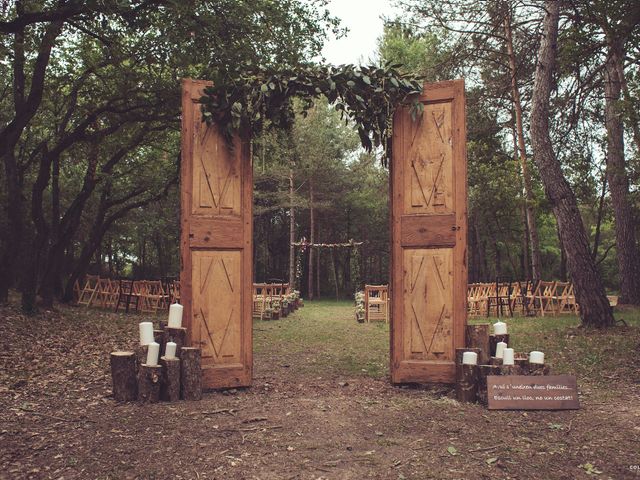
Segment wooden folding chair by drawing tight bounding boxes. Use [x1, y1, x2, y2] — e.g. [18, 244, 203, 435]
[77, 275, 100, 307]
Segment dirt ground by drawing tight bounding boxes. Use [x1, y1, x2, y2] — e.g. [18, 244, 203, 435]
[1, 301, 639, 480]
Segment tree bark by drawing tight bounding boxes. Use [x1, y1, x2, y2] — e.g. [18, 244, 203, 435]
[307, 180, 314, 300]
[529, 1, 614, 328]
[137, 364, 162, 403]
[110, 351, 138, 402]
[180, 347, 202, 401]
[160, 356, 181, 402]
[603, 38, 640, 305]
[289, 168, 296, 289]
[504, 10, 542, 281]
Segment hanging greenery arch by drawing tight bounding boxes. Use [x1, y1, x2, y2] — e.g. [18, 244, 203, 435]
[198, 62, 424, 164]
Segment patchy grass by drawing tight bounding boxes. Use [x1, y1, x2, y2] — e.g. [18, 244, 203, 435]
[254, 300, 389, 378]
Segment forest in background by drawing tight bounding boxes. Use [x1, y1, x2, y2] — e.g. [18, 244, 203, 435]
[1, 1, 639, 311]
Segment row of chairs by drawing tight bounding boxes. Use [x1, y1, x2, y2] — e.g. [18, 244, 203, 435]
[252, 282, 296, 320]
[467, 280, 578, 317]
[74, 275, 180, 313]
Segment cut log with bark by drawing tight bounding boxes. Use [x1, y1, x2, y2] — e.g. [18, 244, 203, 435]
[154, 329, 165, 353]
[478, 365, 501, 405]
[515, 353, 529, 375]
[160, 356, 181, 402]
[490, 357, 503, 366]
[164, 327, 187, 358]
[137, 364, 162, 403]
[456, 364, 478, 403]
[500, 364, 522, 376]
[135, 344, 148, 371]
[466, 324, 490, 364]
[110, 351, 137, 402]
[528, 363, 550, 376]
[180, 347, 202, 401]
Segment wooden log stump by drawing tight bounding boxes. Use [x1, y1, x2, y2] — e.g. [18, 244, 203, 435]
[160, 357, 181, 402]
[490, 356, 503, 366]
[154, 329, 165, 353]
[110, 351, 137, 402]
[180, 347, 202, 401]
[163, 327, 187, 358]
[456, 364, 479, 403]
[455, 348, 481, 383]
[515, 353, 529, 375]
[478, 365, 501, 405]
[466, 324, 490, 364]
[500, 364, 523, 376]
[528, 363, 550, 376]
[135, 345, 149, 371]
[489, 334, 510, 357]
[137, 364, 162, 403]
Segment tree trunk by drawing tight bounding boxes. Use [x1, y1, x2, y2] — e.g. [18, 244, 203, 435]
[330, 247, 339, 301]
[603, 38, 640, 305]
[529, 1, 614, 328]
[307, 180, 314, 300]
[592, 175, 607, 261]
[289, 168, 296, 289]
[504, 11, 542, 281]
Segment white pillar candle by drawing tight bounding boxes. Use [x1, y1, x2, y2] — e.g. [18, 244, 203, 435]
[146, 342, 160, 366]
[503, 348, 515, 365]
[139, 322, 154, 346]
[165, 341, 177, 360]
[495, 341, 507, 359]
[462, 351, 478, 365]
[168, 303, 183, 328]
[529, 351, 545, 364]
[493, 321, 507, 335]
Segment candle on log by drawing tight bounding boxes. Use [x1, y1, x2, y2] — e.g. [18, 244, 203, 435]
[529, 351, 545, 364]
[462, 351, 478, 365]
[502, 348, 515, 365]
[493, 321, 507, 335]
[495, 341, 507, 359]
[168, 303, 183, 329]
[146, 342, 160, 367]
[165, 341, 177, 360]
[139, 322, 154, 346]
[164, 327, 187, 358]
[110, 351, 137, 402]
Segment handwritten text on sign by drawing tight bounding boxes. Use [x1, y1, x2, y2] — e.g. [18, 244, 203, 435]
[487, 375, 579, 410]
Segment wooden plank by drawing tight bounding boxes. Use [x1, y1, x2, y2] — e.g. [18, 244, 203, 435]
[181, 78, 252, 389]
[390, 79, 467, 384]
[400, 214, 456, 247]
[487, 375, 580, 410]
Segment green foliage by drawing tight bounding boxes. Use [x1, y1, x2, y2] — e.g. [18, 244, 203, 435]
[198, 63, 423, 164]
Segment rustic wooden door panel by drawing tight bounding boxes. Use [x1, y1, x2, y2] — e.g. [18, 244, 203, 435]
[391, 80, 467, 384]
[181, 78, 252, 389]
[192, 251, 242, 363]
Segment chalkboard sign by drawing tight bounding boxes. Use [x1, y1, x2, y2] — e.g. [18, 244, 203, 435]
[487, 375, 579, 410]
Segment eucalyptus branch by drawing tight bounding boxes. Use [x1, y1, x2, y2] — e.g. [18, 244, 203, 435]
[198, 63, 423, 164]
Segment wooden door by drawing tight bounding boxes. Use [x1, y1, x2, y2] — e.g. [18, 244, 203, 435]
[390, 80, 467, 384]
[180, 78, 252, 389]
